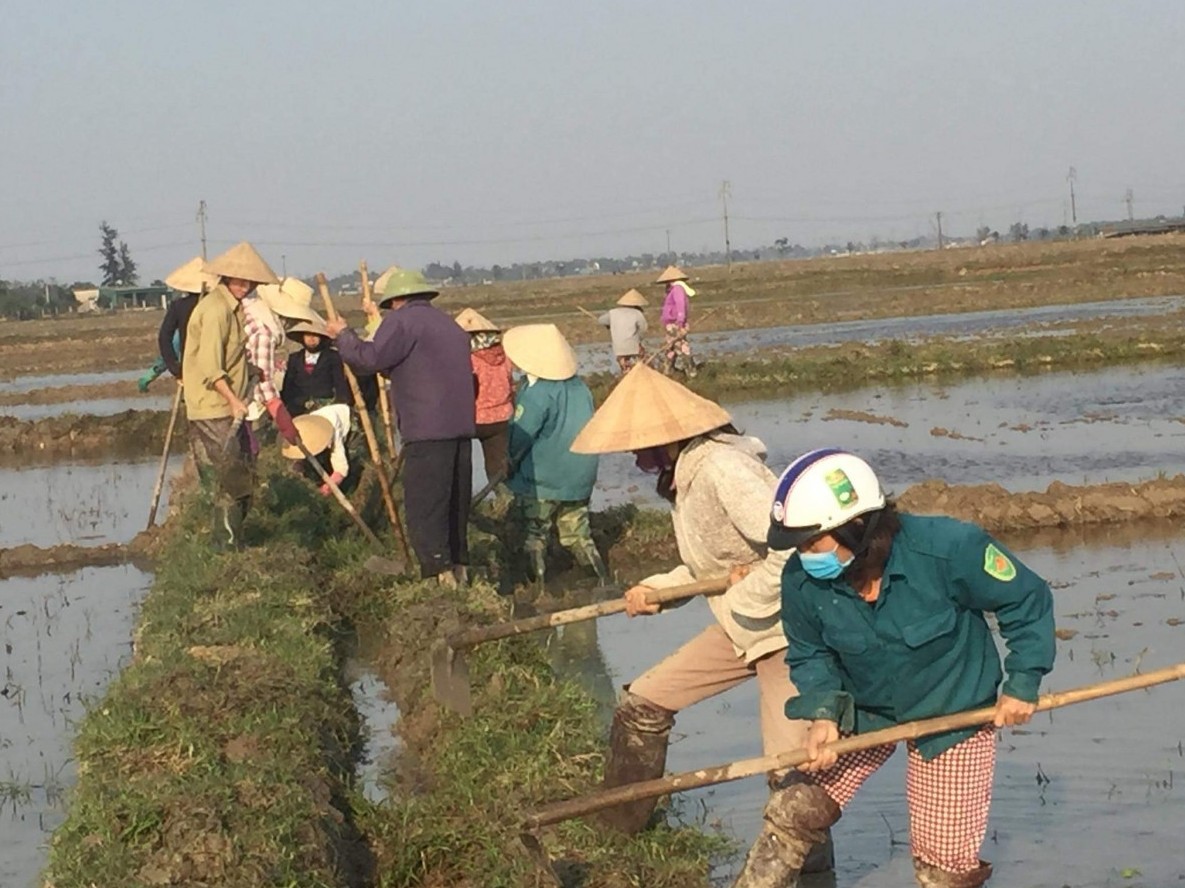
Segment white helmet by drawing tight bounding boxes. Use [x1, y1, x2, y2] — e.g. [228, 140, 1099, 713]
[768, 448, 886, 551]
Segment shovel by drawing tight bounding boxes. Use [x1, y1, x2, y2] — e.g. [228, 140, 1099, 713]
[430, 576, 728, 716]
[145, 382, 184, 530]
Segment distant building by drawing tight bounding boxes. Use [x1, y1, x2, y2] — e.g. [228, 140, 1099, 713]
[96, 285, 169, 309]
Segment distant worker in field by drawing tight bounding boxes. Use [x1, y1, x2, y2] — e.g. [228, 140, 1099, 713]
[245, 277, 320, 446]
[502, 323, 607, 585]
[280, 405, 353, 496]
[184, 241, 279, 548]
[138, 256, 212, 391]
[598, 288, 649, 374]
[455, 308, 515, 484]
[656, 265, 697, 377]
[569, 363, 833, 874]
[327, 268, 476, 587]
[280, 315, 351, 418]
[740, 449, 1055, 888]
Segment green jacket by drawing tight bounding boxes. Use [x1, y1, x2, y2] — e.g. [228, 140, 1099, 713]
[507, 377, 598, 503]
[182, 284, 249, 420]
[781, 514, 1055, 758]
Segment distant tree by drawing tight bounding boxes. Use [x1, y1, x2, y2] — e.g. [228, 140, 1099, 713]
[1057, 225, 1071, 237]
[774, 237, 790, 256]
[118, 242, 138, 285]
[975, 225, 992, 243]
[452, 260, 463, 280]
[98, 221, 121, 285]
[1008, 222, 1029, 242]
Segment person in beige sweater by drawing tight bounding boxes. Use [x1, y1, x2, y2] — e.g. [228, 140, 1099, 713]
[570, 364, 832, 874]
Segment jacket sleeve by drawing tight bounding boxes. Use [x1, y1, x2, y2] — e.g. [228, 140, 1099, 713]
[598, 312, 611, 327]
[949, 527, 1055, 703]
[336, 314, 411, 375]
[507, 389, 547, 471]
[782, 574, 855, 729]
[158, 301, 182, 377]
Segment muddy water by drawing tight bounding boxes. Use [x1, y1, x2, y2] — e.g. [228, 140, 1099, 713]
[0, 461, 170, 548]
[0, 565, 151, 888]
[573, 295, 1185, 373]
[580, 364, 1185, 510]
[0, 369, 142, 395]
[4, 396, 171, 422]
[557, 524, 1185, 886]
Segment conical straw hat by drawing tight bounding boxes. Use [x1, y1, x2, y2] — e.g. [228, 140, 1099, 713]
[257, 276, 318, 322]
[370, 265, 402, 297]
[286, 314, 330, 344]
[502, 324, 578, 381]
[203, 241, 280, 285]
[164, 256, 216, 294]
[455, 307, 500, 333]
[616, 288, 648, 308]
[655, 265, 688, 284]
[280, 414, 333, 460]
[571, 363, 731, 454]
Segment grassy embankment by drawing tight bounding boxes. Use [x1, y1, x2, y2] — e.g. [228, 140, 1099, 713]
[44, 456, 727, 887]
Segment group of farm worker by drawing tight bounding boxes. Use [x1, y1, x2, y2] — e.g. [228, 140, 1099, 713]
[594, 264, 701, 376]
[158, 240, 608, 586]
[162, 241, 1053, 887]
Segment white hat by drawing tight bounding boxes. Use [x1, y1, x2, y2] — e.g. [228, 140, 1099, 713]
[768, 449, 885, 551]
[257, 277, 318, 323]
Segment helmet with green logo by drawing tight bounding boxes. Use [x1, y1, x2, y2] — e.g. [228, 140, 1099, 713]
[767, 449, 885, 551]
[375, 268, 440, 308]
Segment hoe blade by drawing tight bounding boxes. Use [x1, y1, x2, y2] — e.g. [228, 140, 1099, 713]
[430, 638, 473, 717]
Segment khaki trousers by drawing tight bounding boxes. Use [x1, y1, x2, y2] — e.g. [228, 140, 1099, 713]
[628, 624, 808, 756]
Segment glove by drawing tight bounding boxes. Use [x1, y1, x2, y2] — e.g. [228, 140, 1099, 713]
[266, 399, 300, 446]
[319, 471, 345, 497]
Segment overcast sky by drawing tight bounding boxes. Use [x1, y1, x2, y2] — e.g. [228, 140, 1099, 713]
[3, 1, 1183, 283]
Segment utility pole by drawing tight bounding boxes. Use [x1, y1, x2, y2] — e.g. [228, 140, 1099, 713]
[282, 254, 287, 277]
[719, 180, 732, 273]
[1124, 187, 1134, 222]
[935, 212, 944, 250]
[196, 200, 208, 259]
[665, 229, 671, 260]
[1067, 168, 1077, 225]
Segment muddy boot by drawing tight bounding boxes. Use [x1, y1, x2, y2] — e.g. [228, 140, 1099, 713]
[732, 775, 842, 888]
[570, 540, 610, 585]
[526, 545, 548, 587]
[913, 859, 992, 888]
[595, 692, 675, 833]
[451, 564, 469, 586]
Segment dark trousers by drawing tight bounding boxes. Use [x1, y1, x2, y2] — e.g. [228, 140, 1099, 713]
[475, 421, 510, 482]
[401, 438, 472, 578]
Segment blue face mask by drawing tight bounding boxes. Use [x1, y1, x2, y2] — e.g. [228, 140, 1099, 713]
[799, 546, 853, 580]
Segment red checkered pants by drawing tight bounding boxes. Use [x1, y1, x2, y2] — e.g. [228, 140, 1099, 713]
[810, 726, 996, 874]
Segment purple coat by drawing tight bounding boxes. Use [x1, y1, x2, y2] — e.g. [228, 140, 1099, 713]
[661, 283, 689, 326]
[336, 300, 476, 443]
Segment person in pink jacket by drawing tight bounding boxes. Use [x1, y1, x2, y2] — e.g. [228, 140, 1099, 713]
[656, 265, 697, 377]
[456, 308, 514, 482]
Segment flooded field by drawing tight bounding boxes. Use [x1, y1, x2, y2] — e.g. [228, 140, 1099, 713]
[4, 396, 170, 422]
[0, 565, 151, 888]
[574, 295, 1185, 373]
[552, 522, 1185, 886]
[0, 461, 168, 549]
[0, 369, 142, 395]
[577, 363, 1185, 510]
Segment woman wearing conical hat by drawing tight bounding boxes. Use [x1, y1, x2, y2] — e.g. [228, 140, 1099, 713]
[184, 241, 279, 548]
[656, 265, 698, 377]
[243, 275, 320, 443]
[278, 406, 354, 497]
[501, 324, 606, 585]
[597, 289, 649, 374]
[280, 315, 352, 418]
[568, 363, 833, 873]
[138, 255, 214, 391]
[455, 308, 514, 483]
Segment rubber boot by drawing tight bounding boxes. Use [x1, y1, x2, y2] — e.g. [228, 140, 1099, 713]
[767, 773, 835, 875]
[732, 775, 842, 888]
[526, 545, 547, 586]
[570, 540, 610, 585]
[913, 859, 993, 888]
[595, 692, 675, 833]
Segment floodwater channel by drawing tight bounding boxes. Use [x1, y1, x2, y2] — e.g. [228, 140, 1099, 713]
[4, 396, 170, 422]
[0, 565, 151, 888]
[575, 295, 1185, 373]
[551, 522, 1185, 887]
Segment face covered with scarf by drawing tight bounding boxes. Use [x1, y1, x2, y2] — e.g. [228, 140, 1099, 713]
[634, 444, 678, 502]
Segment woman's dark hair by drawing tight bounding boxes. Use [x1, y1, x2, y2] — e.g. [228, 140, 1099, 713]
[836, 499, 900, 591]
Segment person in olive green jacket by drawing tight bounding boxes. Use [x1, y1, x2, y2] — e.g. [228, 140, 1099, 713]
[501, 324, 605, 585]
[183, 241, 280, 548]
[730, 448, 1055, 888]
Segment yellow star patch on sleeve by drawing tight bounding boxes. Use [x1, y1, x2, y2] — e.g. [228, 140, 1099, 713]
[983, 543, 1016, 581]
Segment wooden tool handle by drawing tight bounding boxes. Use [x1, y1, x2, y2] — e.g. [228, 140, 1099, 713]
[447, 576, 728, 649]
[523, 661, 1185, 829]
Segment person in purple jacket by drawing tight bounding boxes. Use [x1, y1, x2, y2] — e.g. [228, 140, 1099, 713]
[326, 269, 476, 587]
[656, 265, 698, 377]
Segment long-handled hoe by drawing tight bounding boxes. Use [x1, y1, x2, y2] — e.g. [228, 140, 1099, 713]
[430, 577, 728, 716]
[518, 661, 1185, 885]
